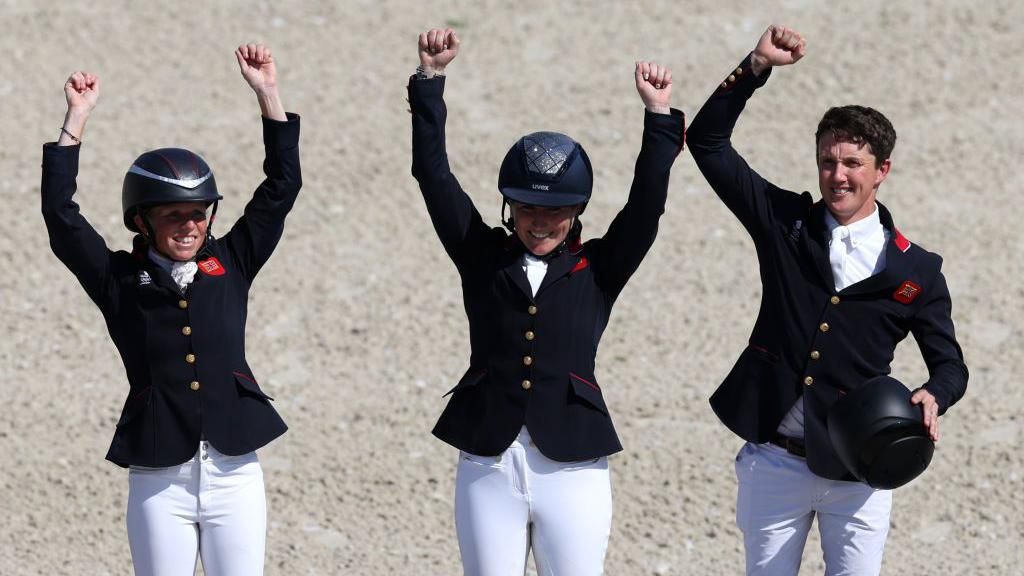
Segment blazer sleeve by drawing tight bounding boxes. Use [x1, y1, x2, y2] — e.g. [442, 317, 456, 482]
[408, 75, 493, 268]
[222, 113, 302, 283]
[593, 108, 685, 298]
[40, 142, 116, 308]
[910, 262, 969, 414]
[687, 54, 792, 238]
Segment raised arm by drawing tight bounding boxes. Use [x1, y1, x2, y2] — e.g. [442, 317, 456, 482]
[235, 43, 287, 121]
[687, 25, 806, 234]
[409, 28, 491, 266]
[42, 71, 115, 307]
[594, 61, 685, 297]
[224, 44, 302, 281]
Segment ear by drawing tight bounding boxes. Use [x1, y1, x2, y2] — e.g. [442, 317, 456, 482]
[874, 158, 892, 189]
[132, 213, 148, 236]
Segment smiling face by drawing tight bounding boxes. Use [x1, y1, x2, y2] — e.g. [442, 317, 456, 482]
[511, 202, 581, 256]
[816, 134, 891, 225]
[134, 202, 210, 261]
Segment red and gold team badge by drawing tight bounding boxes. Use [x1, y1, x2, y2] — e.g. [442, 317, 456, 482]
[197, 256, 226, 277]
[893, 280, 921, 304]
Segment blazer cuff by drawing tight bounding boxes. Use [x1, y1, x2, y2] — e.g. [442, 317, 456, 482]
[644, 107, 686, 150]
[715, 53, 772, 96]
[407, 74, 446, 108]
[262, 112, 300, 151]
[42, 142, 81, 176]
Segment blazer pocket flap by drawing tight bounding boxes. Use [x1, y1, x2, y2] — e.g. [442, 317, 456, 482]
[234, 372, 274, 400]
[443, 368, 487, 397]
[569, 373, 608, 415]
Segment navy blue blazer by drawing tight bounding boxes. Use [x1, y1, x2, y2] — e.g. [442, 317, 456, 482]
[409, 76, 685, 462]
[688, 55, 968, 480]
[41, 114, 301, 467]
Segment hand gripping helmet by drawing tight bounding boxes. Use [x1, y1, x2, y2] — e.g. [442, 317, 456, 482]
[498, 132, 593, 208]
[122, 148, 222, 232]
[827, 375, 934, 489]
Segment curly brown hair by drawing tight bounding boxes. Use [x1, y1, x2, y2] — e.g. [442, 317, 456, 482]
[815, 106, 896, 166]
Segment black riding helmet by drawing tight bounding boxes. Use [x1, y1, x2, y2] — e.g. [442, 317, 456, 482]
[122, 148, 222, 233]
[499, 131, 593, 207]
[827, 375, 935, 489]
[498, 132, 592, 239]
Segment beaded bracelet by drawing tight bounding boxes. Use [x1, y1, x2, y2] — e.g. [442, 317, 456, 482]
[60, 126, 81, 144]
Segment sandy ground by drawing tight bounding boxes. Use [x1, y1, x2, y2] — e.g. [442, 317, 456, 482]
[2, 0, 1022, 574]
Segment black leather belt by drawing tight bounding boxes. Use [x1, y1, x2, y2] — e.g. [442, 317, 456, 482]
[769, 433, 806, 458]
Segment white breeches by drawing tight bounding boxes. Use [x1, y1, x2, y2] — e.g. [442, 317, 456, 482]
[454, 426, 612, 576]
[734, 442, 892, 576]
[126, 441, 266, 576]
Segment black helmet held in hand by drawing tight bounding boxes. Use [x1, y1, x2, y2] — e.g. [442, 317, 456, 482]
[498, 132, 593, 207]
[122, 148, 222, 232]
[828, 375, 935, 490]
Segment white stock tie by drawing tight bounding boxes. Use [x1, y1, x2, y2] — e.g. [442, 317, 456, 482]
[829, 226, 852, 291]
[171, 261, 198, 292]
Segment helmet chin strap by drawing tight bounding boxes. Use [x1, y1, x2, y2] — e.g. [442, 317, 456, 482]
[139, 202, 218, 263]
[502, 200, 584, 259]
[501, 199, 515, 233]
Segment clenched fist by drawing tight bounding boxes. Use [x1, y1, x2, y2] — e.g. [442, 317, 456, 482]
[751, 25, 806, 76]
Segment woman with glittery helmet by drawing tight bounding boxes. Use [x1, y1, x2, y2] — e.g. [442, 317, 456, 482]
[41, 43, 302, 575]
[409, 27, 686, 574]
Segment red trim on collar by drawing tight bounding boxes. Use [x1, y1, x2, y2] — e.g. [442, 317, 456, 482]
[893, 228, 911, 253]
[568, 237, 584, 255]
[571, 256, 589, 274]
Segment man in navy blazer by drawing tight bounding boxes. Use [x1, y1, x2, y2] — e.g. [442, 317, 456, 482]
[687, 25, 968, 575]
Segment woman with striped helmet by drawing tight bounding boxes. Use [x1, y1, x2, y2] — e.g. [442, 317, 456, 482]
[409, 27, 685, 575]
[41, 44, 301, 576]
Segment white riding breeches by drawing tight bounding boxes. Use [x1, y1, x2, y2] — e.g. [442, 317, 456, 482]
[126, 441, 266, 576]
[734, 442, 892, 576]
[454, 426, 612, 576]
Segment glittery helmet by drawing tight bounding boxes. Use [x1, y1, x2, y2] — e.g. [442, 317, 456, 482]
[498, 132, 593, 207]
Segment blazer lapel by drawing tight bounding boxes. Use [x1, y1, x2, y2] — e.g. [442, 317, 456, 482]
[841, 202, 917, 295]
[801, 202, 836, 291]
[140, 260, 183, 296]
[500, 252, 534, 301]
[536, 250, 578, 296]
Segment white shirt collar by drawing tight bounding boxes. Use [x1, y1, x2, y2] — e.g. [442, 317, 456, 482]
[825, 203, 883, 249]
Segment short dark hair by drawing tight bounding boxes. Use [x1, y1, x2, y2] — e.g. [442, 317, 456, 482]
[815, 105, 896, 165]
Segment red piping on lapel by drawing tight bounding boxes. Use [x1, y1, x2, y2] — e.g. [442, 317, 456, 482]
[893, 228, 911, 253]
[233, 371, 259, 385]
[571, 256, 589, 274]
[570, 372, 600, 391]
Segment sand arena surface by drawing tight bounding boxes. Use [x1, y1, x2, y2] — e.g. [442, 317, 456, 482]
[2, 0, 1022, 573]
